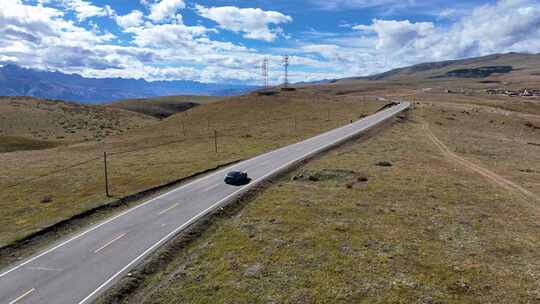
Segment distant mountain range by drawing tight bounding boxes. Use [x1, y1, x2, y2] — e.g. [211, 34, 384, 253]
[0, 64, 258, 103]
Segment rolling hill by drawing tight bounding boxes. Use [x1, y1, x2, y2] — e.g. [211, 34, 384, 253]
[0, 96, 156, 149]
[335, 52, 540, 89]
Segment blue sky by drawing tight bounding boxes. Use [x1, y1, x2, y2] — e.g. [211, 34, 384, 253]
[1, 0, 539, 84]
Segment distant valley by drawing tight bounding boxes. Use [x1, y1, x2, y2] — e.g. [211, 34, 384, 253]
[0, 64, 257, 103]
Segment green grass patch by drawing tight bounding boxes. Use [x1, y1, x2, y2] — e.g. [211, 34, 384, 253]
[0, 136, 60, 153]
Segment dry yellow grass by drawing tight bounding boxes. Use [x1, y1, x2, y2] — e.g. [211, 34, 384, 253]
[0, 90, 385, 246]
[0, 96, 155, 143]
[110, 95, 540, 303]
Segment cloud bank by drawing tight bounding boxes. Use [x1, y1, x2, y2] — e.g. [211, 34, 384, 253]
[0, 0, 539, 84]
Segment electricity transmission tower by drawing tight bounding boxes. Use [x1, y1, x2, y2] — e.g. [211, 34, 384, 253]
[283, 55, 289, 87]
[262, 57, 269, 88]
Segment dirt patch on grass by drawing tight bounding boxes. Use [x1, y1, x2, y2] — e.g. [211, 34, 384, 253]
[292, 169, 370, 189]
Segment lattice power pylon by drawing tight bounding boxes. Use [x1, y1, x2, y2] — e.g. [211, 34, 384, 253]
[283, 55, 289, 87]
[262, 57, 269, 88]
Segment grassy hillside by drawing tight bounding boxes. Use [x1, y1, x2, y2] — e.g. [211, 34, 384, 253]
[0, 90, 385, 246]
[335, 52, 540, 91]
[0, 96, 155, 146]
[102, 90, 540, 304]
[109, 95, 223, 119]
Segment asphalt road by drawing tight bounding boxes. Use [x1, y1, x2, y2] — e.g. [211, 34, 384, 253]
[0, 102, 409, 304]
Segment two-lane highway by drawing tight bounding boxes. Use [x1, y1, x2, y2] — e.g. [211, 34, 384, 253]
[0, 102, 409, 304]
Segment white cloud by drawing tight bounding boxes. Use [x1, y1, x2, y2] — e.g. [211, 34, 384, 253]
[3, 0, 540, 85]
[309, 0, 401, 10]
[59, 0, 114, 21]
[441, 0, 540, 57]
[438, 8, 457, 19]
[195, 5, 292, 42]
[0, 0, 116, 71]
[127, 23, 213, 49]
[116, 10, 144, 29]
[349, 0, 540, 68]
[148, 0, 185, 22]
[301, 44, 348, 62]
[354, 19, 435, 50]
[0, 0, 301, 84]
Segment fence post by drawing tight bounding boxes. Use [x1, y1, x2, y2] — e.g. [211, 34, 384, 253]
[294, 117, 297, 131]
[103, 152, 110, 197]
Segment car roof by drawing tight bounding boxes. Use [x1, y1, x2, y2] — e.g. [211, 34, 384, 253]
[228, 171, 244, 175]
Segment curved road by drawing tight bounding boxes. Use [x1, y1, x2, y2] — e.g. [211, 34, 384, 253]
[0, 102, 409, 304]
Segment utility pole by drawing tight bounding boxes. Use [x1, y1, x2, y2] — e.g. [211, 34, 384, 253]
[103, 152, 110, 197]
[182, 120, 186, 137]
[262, 57, 269, 88]
[283, 55, 289, 88]
[214, 130, 218, 153]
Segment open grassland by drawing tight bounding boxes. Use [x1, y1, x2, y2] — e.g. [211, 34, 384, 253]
[413, 92, 540, 116]
[0, 90, 385, 247]
[110, 101, 540, 304]
[417, 97, 540, 199]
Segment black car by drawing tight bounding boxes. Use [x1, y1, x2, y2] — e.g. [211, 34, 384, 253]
[224, 171, 249, 185]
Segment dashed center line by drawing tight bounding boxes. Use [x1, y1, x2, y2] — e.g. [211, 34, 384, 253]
[8, 288, 35, 304]
[158, 203, 179, 215]
[94, 233, 127, 254]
